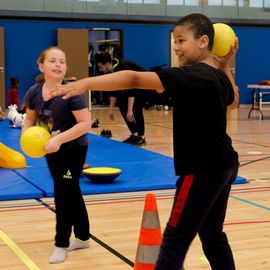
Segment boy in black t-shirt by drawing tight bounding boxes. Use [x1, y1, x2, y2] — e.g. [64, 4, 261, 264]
[51, 13, 239, 270]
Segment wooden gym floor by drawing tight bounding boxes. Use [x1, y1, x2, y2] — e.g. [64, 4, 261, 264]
[0, 106, 269, 270]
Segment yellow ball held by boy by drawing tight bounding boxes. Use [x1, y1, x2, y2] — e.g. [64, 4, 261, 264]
[20, 126, 51, 158]
[212, 23, 236, 57]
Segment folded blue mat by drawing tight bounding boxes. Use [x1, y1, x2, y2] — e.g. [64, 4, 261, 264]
[0, 169, 44, 200]
[14, 133, 178, 197]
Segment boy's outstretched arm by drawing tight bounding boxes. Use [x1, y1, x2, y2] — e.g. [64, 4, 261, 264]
[48, 71, 164, 99]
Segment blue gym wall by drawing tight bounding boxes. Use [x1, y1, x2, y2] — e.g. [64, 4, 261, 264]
[0, 18, 270, 106]
[234, 26, 270, 103]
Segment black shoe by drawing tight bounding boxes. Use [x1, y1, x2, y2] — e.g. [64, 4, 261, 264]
[107, 130, 112, 138]
[100, 129, 112, 138]
[122, 135, 137, 143]
[132, 136, 146, 146]
[100, 129, 106, 136]
[91, 119, 99, 128]
[123, 135, 146, 146]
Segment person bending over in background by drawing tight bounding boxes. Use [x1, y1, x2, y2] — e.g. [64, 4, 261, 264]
[95, 52, 147, 146]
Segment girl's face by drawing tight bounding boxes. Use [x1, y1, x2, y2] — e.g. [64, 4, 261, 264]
[39, 49, 67, 82]
[173, 25, 209, 66]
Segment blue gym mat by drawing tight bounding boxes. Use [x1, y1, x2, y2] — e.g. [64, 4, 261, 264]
[0, 169, 44, 200]
[0, 119, 247, 200]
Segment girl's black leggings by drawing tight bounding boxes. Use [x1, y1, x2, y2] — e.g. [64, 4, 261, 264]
[46, 145, 90, 247]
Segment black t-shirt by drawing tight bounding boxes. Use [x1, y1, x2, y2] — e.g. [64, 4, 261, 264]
[25, 82, 88, 150]
[156, 62, 239, 175]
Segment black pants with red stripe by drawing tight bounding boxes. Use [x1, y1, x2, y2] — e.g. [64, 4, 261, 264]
[46, 145, 90, 248]
[155, 166, 238, 270]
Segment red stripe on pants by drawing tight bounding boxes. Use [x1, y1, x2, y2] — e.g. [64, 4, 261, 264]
[169, 175, 194, 227]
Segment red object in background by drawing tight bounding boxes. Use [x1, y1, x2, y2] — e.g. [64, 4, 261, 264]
[260, 80, 270, 85]
[8, 87, 19, 106]
[83, 163, 90, 169]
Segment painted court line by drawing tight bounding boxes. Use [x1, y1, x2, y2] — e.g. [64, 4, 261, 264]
[36, 198, 135, 267]
[0, 228, 40, 270]
[200, 256, 210, 265]
[230, 194, 270, 211]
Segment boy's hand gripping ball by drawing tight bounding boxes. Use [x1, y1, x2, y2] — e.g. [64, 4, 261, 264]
[212, 23, 236, 57]
[20, 126, 51, 158]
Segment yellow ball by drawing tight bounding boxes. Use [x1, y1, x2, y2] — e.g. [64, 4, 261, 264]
[212, 23, 236, 57]
[20, 126, 51, 158]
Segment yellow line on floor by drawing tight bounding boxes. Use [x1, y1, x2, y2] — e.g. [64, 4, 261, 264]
[200, 256, 209, 264]
[0, 228, 40, 270]
[255, 178, 268, 183]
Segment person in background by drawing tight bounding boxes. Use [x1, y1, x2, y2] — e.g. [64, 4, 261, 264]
[50, 13, 239, 270]
[94, 52, 147, 146]
[22, 47, 91, 264]
[8, 77, 20, 106]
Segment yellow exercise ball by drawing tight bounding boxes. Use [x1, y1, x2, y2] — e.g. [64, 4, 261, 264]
[20, 126, 51, 158]
[212, 23, 236, 57]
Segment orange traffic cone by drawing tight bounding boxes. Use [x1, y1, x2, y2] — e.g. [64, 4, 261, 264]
[134, 193, 162, 270]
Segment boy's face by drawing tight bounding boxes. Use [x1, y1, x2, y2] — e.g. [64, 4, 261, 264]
[173, 25, 209, 66]
[97, 62, 112, 74]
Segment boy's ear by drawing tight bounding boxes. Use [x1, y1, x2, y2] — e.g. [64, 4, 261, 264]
[199, 34, 209, 50]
